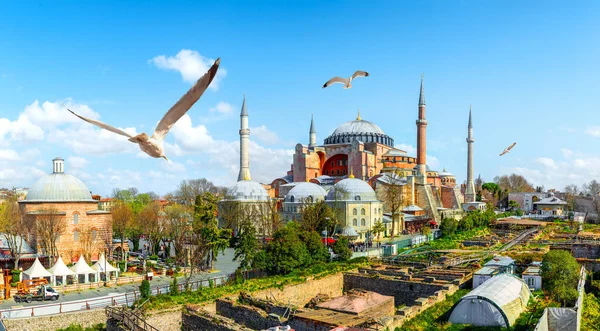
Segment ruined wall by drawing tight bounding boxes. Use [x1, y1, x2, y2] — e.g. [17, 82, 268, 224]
[182, 305, 253, 331]
[3, 308, 106, 331]
[343, 273, 454, 306]
[215, 299, 281, 331]
[144, 307, 182, 331]
[252, 272, 344, 307]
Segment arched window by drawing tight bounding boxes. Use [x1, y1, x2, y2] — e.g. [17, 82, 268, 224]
[73, 230, 79, 242]
[361, 208, 366, 215]
[355, 195, 361, 201]
[361, 219, 366, 226]
[353, 219, 358, 226]
[73, 213, 79, 225]
[353, 208, 357, 215]
[307, 196, 313, 203]
[290, 196, 295, 203]
[378, 208, 381, 214]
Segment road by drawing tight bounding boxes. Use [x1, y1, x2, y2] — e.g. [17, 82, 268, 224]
[0, 249, 240, 311]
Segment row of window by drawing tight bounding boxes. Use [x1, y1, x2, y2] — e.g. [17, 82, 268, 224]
[352, 207, 382, 215]
[351, 217, 382, 227]
[62, 229, 98, 242]
[331, 160, 348, 167]
[324, 169, 347, 176]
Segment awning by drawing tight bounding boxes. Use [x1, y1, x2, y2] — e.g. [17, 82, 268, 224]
[321, 238, 336, 244]
[429, 221, 438, 225]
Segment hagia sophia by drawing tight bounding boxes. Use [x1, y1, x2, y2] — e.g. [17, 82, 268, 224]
[219, 76, 478, 240]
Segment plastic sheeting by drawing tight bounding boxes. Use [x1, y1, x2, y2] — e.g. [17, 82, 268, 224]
[448, 274, 531, 327]
[534, 308, 577, 331]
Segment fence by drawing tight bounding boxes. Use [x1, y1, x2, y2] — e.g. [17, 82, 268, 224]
[0, 269, 265, 320]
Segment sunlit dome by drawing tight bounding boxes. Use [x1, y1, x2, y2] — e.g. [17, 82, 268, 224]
[324, 111, 394, 147]
[25, 157, 95, 202]
[227, 180, 269, 201]
[326, 178, 378, 202]
[332, 119, 385, 135]
[285, 182, 327, 203]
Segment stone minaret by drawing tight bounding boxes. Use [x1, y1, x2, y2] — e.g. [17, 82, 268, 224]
[237, 95, 251, 181]
[52, 157, 64, 173]
[416, 74, 428, 183]
[309, 114, 316, 148]
[465, 106, 476, 202]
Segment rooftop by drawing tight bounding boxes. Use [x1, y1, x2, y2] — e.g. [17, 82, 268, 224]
[475, 266, 500, 276]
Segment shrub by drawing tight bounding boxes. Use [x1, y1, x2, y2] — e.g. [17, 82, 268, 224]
[139, 279, 150, 299]
[332, 237, 352, 262]
[149, 255, 159, 261]
[117, 261, 126, 273]
[170, 277, 179, 296]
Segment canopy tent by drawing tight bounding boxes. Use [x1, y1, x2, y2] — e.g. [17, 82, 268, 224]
[92, 253, 119, 281]
[69, 255, 98, 283]
[22, 257, 52, 280]
[448, 274, 531, 328]
[48, 256, 75, 286]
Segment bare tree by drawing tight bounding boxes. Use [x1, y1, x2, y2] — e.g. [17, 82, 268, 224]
[0, 199, 30, 269]
[35, 207, 66, 266]
[78, 225, 97, 262]
[583, 180, 600, 197]
[138, 202, 164, 254]
[111, 201, 132, 260]
[165, 203, 192, 265]
[493, 173, 535, 192]
[379, 172, 406, 239]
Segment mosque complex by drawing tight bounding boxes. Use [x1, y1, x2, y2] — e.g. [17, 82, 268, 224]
[220, 76, 481, 240]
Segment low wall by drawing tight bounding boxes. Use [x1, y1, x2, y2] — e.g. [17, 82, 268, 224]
[252, 272, 345, 307]
[343, 273, 455, 306]
[3, 308, 105, 331]
[144, 307, 182, 331]
[182, 305, 253, 331]
[216, 299, 281, 330]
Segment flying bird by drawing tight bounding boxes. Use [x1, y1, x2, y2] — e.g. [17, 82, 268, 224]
[322, 70, 369, 89]
[65, 58, 221, 161]
[499, 142, 517, 156]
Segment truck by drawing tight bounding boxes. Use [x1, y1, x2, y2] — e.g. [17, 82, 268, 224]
[13, 284, 60, 303]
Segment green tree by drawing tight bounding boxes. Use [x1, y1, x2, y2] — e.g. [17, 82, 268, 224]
[139, 279, 150, 299]
[371, 220, 385, 242]
[440, 218, 457, 237]
[265, 222, 310, 274]
[299, 230, 330, 263]
[233, 222, 260, 271]
[193, 193, 231, 270]
[332, 237, 352, 262]
[300, 200, 336, 233]
[541, 250, 580, 306]
[508, 200, 519, 211]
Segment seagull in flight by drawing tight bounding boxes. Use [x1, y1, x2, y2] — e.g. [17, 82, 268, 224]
[65, 58, 221, 161]
[499, 142, 517, 156]
[322, 70, 369, 89]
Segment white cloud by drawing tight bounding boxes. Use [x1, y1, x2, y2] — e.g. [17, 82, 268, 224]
[536, 157, 558, 170]
[67, 156, 89, 169]
[209, 102, 234, 114]
[251, 125, 279, 145]
[585, 126, 600, 137]
[169, 114, 214, 152]
[427, 155, 440, 170]
[149, 49, 226, 91]
[396, 144, 416, 155]
[0, 149, 24, 162]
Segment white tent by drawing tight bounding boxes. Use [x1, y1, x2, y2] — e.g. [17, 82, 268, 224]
[48, 256, 75, 286]
[92, 253, 119, 281]
[448, 274, 531, 328]
[22, 257, 52, 280]
[69, 255, 98, 283]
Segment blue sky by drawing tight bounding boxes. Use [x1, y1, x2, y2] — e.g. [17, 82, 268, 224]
[0, 1, 599, 196]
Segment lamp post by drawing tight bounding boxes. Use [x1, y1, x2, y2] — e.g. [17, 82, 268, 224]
[324, 217, 331, 248]
[103, 247, 107, 287]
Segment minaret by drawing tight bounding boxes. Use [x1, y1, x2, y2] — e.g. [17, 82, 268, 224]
[309, 114, 316, 148]
[416, 74, 428, 183]
[465, 106, 476, 202]
[237, 95, 251, 181]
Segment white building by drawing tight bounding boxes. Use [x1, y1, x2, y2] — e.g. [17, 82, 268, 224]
[522, 264, 542, 291]
[484, 256, 516, 274]
[473, 266, 500, 288]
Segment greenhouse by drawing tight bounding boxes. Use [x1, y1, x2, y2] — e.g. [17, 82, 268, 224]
[448, 274, 531, 328]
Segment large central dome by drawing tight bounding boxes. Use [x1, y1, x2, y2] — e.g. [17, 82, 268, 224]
[25, 157, 95, 202]
[324, 112, 394, 147]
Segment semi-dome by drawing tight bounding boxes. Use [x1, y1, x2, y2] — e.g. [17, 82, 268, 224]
[326, 178, 378, 202]
[439, 168, 455, 177]
[227, 180, 269, 201]
[324, 112, 394, 147]
[25, 157, 95, 202]
[285, 182, 327, 203]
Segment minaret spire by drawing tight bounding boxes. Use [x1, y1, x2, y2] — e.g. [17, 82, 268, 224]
[465, 106, 476, 202]
[356, 109, 361, 121]
[309, 114, 317, 148]
[416, 74, 428, 183]
[238, 95, 251, 181]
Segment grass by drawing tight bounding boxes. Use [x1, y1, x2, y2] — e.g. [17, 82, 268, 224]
[55, 323, 105, 331]
[142, 259, 368, 311]
[423, 228, 491, 251]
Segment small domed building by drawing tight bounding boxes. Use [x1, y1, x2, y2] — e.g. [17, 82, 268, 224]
[281, 182, 327, 222]
[325, 176, 384, 241]
[19, 157, 112, 263]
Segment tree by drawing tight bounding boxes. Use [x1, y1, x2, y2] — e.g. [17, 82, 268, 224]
[379, 172, 406, 240]
[138, 202, 165, 255]
[299, 230, 330, 264]
[584, 180, 600, 197]
[111, 201, 132, 260]
[482, 182, 501, 206]
[541, 250, 580, 306]
[0, 199, 30, 269]
[193, 193, 231, 271]
[372, 220, 385, 242]
[494, 174, 535, 193]
[264, 222, 310, 274]
[171, 179, 228, 205]
[508, 200, 519, 211]
[332, 237, 352, 262]
[78, 225, 97, 262]
[233, 222, 260, 271]
[164, 203, 192, 266]
[300, 200, 336, 233]
[440, 218, 457, 237]
[35, 207, 66, 266]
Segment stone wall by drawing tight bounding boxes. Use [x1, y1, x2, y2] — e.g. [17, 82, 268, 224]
[182, 305, 253, 331]
[252, 272, 344, 307]
[3, 308, 106, 331]
[343, 273, 455, 306]
[145, 307, 182, 331]
[216, 299, 281, 330]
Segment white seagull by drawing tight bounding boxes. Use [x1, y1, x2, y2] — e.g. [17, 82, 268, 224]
[499, 142, 517, 156]
[65, 58, 221, 161]
[322, 70, 369, 89]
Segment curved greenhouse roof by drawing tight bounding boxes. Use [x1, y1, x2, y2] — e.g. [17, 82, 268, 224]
[448, 274, 531, 328]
